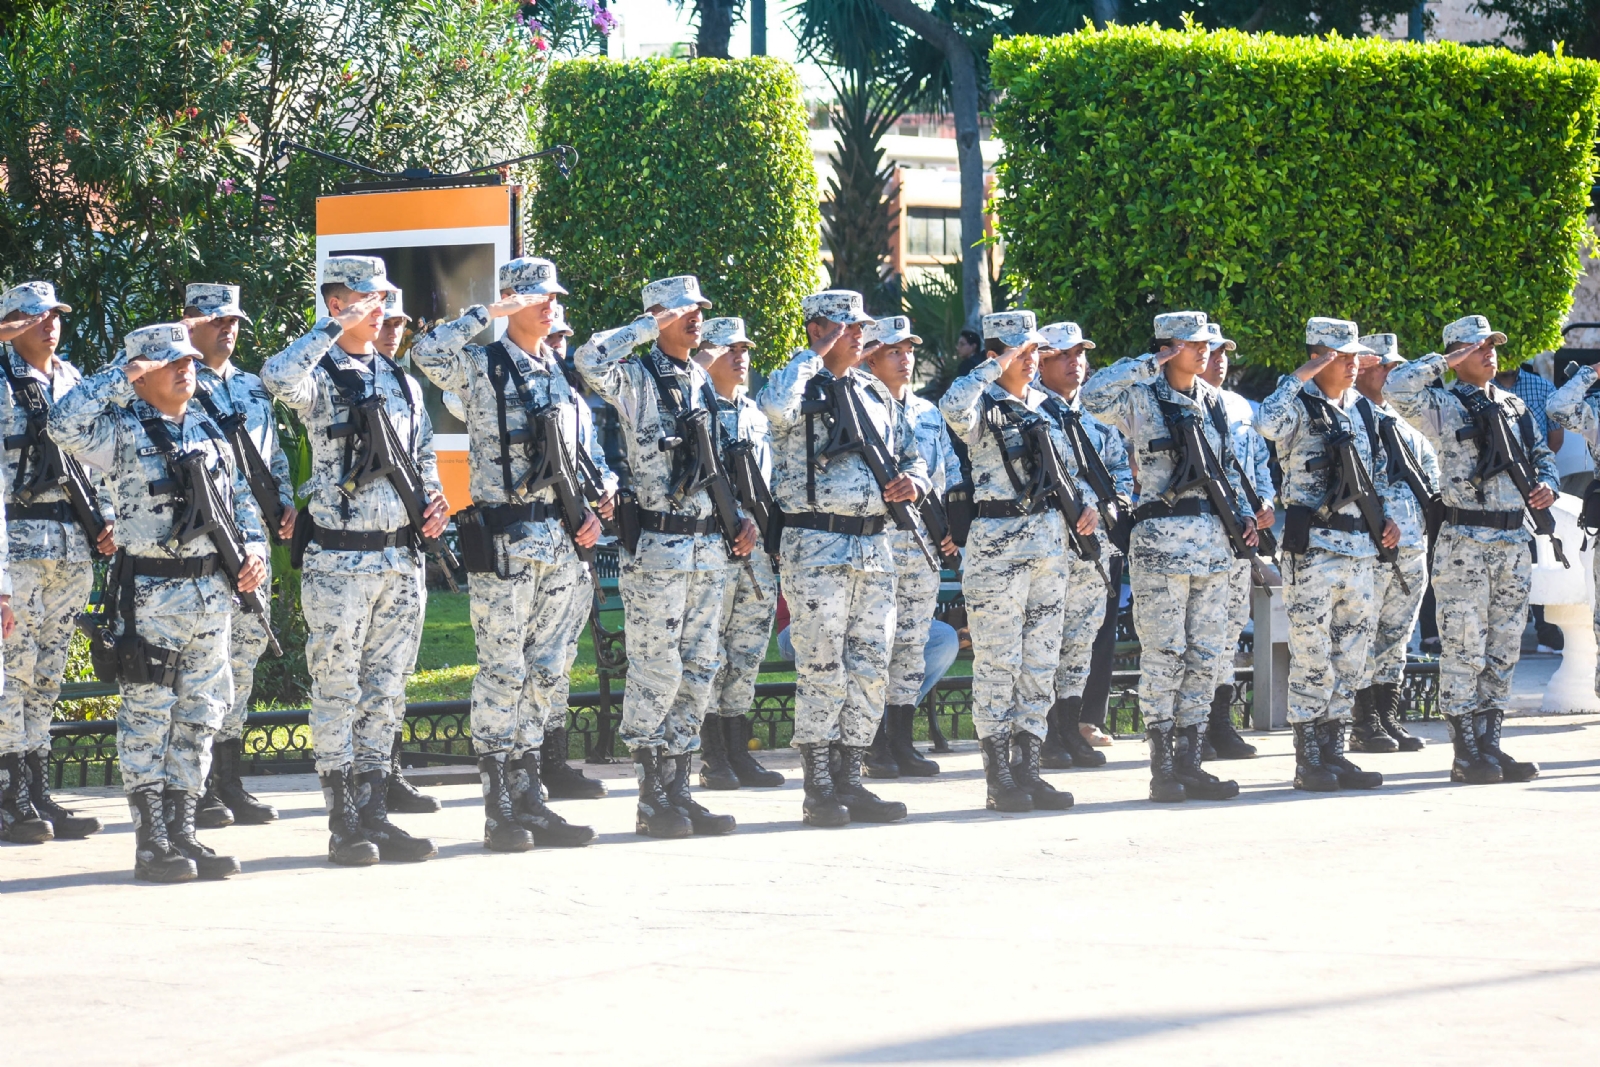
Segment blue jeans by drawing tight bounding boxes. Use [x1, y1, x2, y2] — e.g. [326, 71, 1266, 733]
[780, 619, 959, 706]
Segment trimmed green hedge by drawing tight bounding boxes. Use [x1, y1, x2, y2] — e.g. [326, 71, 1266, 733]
[991, 27, 1600, 368]
[530, 58, 821, 367]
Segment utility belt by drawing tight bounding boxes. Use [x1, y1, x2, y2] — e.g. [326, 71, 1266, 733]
[638, 508, 721, 537]
[1441, 506, 1524, 531]
[456, 501, 570, 575]
[74, 552, 182, 692]
[126, 553, 221, 579]
[1131, 498, 1216, 524]
[973, 498, 1045, 519]
[1281, 504, 1371, 554]
[290, 512, 416, 568]
[783, 511, 887, 537]
[5, 500, 74, 523]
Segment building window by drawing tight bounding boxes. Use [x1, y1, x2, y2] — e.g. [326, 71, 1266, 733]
[905, 208, 963, 258]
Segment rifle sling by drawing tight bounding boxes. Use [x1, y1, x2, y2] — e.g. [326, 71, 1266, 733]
[318, 350, 415, 520]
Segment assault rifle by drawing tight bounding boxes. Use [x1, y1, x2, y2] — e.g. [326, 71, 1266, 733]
[1152, 410, 1274, 588]
[1379, 415, 1441, 545]
[725, 438, 780, 559]
[1051, 401, 1132, 555]
[4, 415, 112, 558]
[159, 450, 283, 658]
[197, 393, 285, 541]
[330, 397, 461, 590]
[521, 403, 604, 589]
[1455, 390, 1569, 567]
[663, 407, 761, 596]
[1306, 430, 1411, 594]
[1019, 415, 1112, 591]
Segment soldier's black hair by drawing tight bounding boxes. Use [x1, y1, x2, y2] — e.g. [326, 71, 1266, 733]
[320, 282, 357, 304]
[984, 338, 1006, 355]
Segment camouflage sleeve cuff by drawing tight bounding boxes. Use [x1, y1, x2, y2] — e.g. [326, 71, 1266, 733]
[974, 357, 1003, 383]
[318, 317, 343, 341]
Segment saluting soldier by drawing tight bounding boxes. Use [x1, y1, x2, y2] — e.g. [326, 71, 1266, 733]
[409, 256, 603, 850]
[1385, 315, 1554, 786]
[52, 323, 268, 882]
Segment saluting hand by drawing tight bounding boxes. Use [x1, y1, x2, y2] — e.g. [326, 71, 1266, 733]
[1293, 348, 1342, 382]
[332, 295, 383, 330]
[809, 320, 847, 360]
[487, 293, 547, 319]
[421, 491, 449, 540]
[1444, 338, 1494, 369]
[0, 312, 48, 342]
[995, 341, 1036, 370]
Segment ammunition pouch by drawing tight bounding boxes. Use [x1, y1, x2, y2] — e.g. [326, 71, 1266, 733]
[615, 488, 642, 555]
[1582, 479, 1600, 535]
[1282, 504, 1313, 556]
[453, 505, 497, 574]
[762, 506, 787, 558]
[1107, 506, 1133, 555]
[116, 633, 182, 689]
[73, 552, 182, 692]
[75, 614, 122, 684]
[289, 508, 315, 570]
[944, 482, 973, 548]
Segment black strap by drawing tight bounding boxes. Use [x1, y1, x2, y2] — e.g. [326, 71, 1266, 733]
[486, 341, 523, 498]
[803, 377, 827, 505]
[637, 508, 719, 536]
[6, 500, 74, 522]
[127, 554, 219, 579]
[1441, 506, 1524, 531]
[1154, 390, 1236, 488]
[1, 357, 53, 495]
[1133, 498, 1215, 523]
[1310, 512, 1367, 534]
[981, 392, 1037, 500]
[973, 499, 1033, 519]
[782, 511, 886, 536]
[1354, 397, 1383, 465]
[479, 500, 561, 531]
[311, 522, 416, 551]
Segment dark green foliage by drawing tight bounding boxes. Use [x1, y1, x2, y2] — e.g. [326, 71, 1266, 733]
[992, 25, 1600, 369]
[1475, 0, 1600, 61]
[529, 58, 822, 368]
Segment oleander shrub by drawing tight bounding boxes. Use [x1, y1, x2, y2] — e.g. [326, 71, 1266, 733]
[530, 58, 823, 368]
[991, 25, 1600, 368]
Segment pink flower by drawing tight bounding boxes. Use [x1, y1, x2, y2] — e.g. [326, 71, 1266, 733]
[533, 35, 549, 52]
[217, 178, 237, 195]
[593, 9, 616, 32]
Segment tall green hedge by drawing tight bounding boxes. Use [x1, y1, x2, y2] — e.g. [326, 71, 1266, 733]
[991, 27, 1600, 369]
[529, 58, 822, 367]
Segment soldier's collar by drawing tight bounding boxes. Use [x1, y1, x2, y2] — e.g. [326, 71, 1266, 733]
[649, 345, 695, 378]
[1303, 377, 1355, 410]
[9, 348, 61, 383]
[1037, 383, 1081, 409]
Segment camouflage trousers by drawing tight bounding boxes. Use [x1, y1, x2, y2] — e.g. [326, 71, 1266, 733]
[0, 557, 92, 757]
[1214, 559, 1251, 690]
[116, 605, 233, 794]
[965, 553, 1065, 742]
[218, 559, 275, 742]
[1054, 552, 1110, 702]
[887, 555, 941, 707]
[709, 552, 778, 718]
[1283, 549, 1377, 725]
[618, 563, 728, 756]
[784, 563, 896, 749]
[1365, 544, 1429, 688]
[470, 554, 592, 756]
[1432, 528, 1529, 719]
[302, 563, 423, 774]
[1129, 563, 1232, 727]
[393, 564, 427, 748]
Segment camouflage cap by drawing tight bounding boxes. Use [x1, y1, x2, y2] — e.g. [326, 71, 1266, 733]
[549, 304, 573, 337]
[643, 275, 712, 312]
[1153, 311, 1209, 342]
[498, 256, 567, 297]
[184, 282, 250, 323]
[864, 315, 921, 347]
[1361, 333, 1402, 365]
[1, 281, 72, 319]
[320, 255, 398, 294]
[801, 289, 873, 325]
[1196, 322, 1235, 351]
[1443, 314, 1507, 347]
[1038, 321, 1096, 351]
[381, 288, 411, 323]
[1306, 317, 1371, 354]
[123, 322, 202, 364]
[701, 316, 750, 347]
[983, 310, 1047, 348]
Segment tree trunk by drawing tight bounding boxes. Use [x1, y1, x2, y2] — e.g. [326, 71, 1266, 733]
[871, 0, 991, 329]
[697, 0, 736, 59]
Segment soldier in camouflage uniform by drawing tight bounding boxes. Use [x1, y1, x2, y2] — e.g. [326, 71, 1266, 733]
[1199, 326, 1273, 760]
[0, 282, 108, 845]
[263, 255, 444, 865]
[1035, 320, 1129, 772]
[1547, 359, 1600, 697]
[758, 289, 927, 828]
[575, 275, 756, 839]
[1351, 334, 1436, 753]
[940, 311, 1080, 813]
[861, 314, 953, 780]
[1387, 315, 1554, 785]
[410, 256, 603, 850]
[1257, 318, 1395, 792]
[184, 283, 294, 829]
[691, 315, 785, 791]
[1082, 311, 1251, 803]
[52, 323, 268, 882]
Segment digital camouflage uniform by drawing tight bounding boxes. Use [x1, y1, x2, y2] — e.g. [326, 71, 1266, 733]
[262, 316, 439, 777]
[1542, 365, 1600, 691]
[707, 387, 778, 718]
[1361, 394, 1437, 688]
[1215, 386, 1273, 692]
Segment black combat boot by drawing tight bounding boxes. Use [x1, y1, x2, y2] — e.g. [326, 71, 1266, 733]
[1446, 715, 1503, 784]
[1374, 682, 1424, 751]
[696, 714, 740, 790]
[1145, 724, 1187, 803]
[862, 716, 899, 779]
[319, 767, 380, 866]
[194, 775, 234, 830]
[163, 789, 241, 879]
[1040, 700, 1075, 770]
[830, 743, 908, 822]
[798, 742, 850, 827]
[128, 785, 195, 883]
[1317, 718, 1383, 789]
[887, 704, 940, 776]
[1, 751, 53, 844]
[981, 733, 1033, 813]
[1174, 725, 1240, 800]
[1349, 687, 1399, 754]
[208, 738, 277, 824]
[478, 754, 535, 853]
[1059, 696, 1106, 768]
[725, 715, 785, 787]
[1207, 686, 1258, 759]
[666, 753, 737, 835]
[356, 770, 437, 862]
[1477, 710, 1539, 782]
[632, 747, 693, 838]
[385, 732, 441, 814]
[1292, 722, 1339, 792]
[1010, 730, 1074, 810]
[541, 726, 607, 799]
[511, 752, 596, 846]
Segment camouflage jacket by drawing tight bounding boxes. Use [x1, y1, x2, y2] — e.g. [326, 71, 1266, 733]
[1038, 382, 1132, 558]
[1219, 388, 1274, 500]
[1547, 365, 1600, 473]
[712, 387, 772, 484]
[262, 320, 441, 574]
[1361, 397, 1440, 550]
[49, 367, 266, 614]
[195, 360, 294, 514]
[1081, 354, 1248, 576]
[1256, 376, 1385, 558]
[873, 379, 957, 567]
[411, 308, 616, 566]
[1385, 352, 1558, 544]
